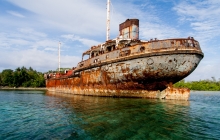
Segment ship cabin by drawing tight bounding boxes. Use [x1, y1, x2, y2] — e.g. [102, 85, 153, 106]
[76, 19, 140, 69]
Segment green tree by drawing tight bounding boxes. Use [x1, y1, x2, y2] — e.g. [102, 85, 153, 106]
[0, 73, 2, 86]
[174, 78, 220, 91]
[28, 67, 34, 72]
[1, 69, 14, 86]
[20, 67, 31, 87]
[13, 70, 20, 87]
[0, 66, 46, 88]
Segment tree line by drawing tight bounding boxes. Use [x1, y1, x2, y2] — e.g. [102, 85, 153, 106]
[0, 66, 45, 88]
[174, 78, 220, 91]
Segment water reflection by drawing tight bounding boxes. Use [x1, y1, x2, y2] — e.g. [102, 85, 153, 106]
[46, 91, 192, 139]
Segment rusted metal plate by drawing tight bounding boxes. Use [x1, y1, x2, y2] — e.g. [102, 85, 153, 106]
[119, 19, 139, 31]
[46, 86, 190, 100]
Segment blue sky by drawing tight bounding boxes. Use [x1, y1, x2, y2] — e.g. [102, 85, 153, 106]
[0, 0, 220, 81]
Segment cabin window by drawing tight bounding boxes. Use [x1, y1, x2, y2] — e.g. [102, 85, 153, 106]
[125, 50, 131, 56]
[112, 45, 116, 50]
[106, 46, 112, 52]
[80, 63, 84, 67]
[119, 52, 122, 57]
[94, 58, 100, 63]
[184, 40, 189, 47]
[83, 54, 89, 60]
[91, 52, 95, 58]
[101, 49, 104, 54]
[126, 44, 131, 47]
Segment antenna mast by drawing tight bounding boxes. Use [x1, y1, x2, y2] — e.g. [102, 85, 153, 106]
[106, 0, 110, 41]
[58, 42, 61, 72]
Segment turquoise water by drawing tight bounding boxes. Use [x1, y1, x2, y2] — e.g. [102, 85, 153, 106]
[0, 90, 220, 139]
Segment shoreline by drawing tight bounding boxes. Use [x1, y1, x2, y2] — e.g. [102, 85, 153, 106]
[0, 87, 47, 91]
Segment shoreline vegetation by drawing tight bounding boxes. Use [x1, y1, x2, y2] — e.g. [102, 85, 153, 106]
[0, 67, 45, 88]
[174, 78, 220, 91]
[0, 66, 219, 91]
[0, 87, 46, 90]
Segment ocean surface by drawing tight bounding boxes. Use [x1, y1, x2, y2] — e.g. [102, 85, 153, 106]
[0, 90, 220, 140]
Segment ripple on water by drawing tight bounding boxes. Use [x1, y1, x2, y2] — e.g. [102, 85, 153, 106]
[0, 90, 220, 139]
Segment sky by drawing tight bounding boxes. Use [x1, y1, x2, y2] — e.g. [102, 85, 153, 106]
[0, 0, 220, 81]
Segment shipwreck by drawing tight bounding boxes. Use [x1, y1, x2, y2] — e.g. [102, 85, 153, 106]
[45, 1, 204, 100]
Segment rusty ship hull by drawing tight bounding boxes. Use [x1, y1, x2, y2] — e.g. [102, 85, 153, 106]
[46, 19, 204, 100]
[46, 40, 203, 100]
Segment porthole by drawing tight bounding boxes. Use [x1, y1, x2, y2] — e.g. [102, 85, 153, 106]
[147, 58, 154, 65]
[140, 46, 145, 52]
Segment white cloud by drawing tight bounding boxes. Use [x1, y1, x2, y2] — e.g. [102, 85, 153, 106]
[18, 28, 47, 38]
[186, 61, 220, 81]
[61, 34, 100, 47]
[0, 49, 81, 72]
[0, 33, 30, 49]
[0, 28, 53, 50]
[30, 39, 59, 51]
[6, 0, 124, 36]
[140, 22, 180, 40]
[0, 28, 89, 72]
[173, 0, 220, 41]
[7, 10, 25, 18]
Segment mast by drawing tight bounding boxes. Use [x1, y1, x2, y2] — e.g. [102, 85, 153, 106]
[58, 42, 61, 72]
[106, 0, 110, 41]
